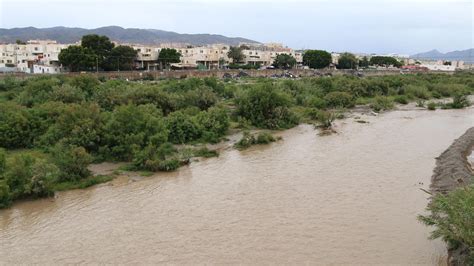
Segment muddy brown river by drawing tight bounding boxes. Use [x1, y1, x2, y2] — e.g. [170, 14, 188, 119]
[1, 108, 473, 264]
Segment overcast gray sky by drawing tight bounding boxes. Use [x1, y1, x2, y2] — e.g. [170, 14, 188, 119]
[0, 0, 472, 54]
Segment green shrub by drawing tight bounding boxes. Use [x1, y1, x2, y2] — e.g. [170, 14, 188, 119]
[451, 94, 470, 109]
[315, 110, 337, 129]
[370, 96, 394, 112]
[52, 145, 92, 182]
[131, 143, 187, 172]
[0, 103, 35, 149]
[0, 181, 12, 208]
[38, 103, 103, 150]
[324, 91, 355, 108]
[234, 132, 256, 150]
[416, 99, 425, 108]
[305, 96, 327, 109]
[430, 84, 469, 98]
[156, 159, 180, 172]
[0, 148, 6, 174]
[183, 86, 218, 110]
[3, 154, 57, 201]
[4, 154, 35, 198]
[419, 186, 474, 264]
[234, 131, 277, 150]
[256, 132, 276, 144]
[166, 111, 201, 144]
[49, 84, 85, 103]
[195, 107, 230, 141]
[102, 104, 168, 160]
[235, 83, 298, 129]
[405, 85, 431, 99]
[394, 95, 409, 104]
[427, 102, 437, 110]
[194, 148, 219, 158]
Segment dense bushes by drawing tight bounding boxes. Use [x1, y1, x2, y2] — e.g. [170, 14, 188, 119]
[324, 91, 354, 108]
[419, 186, 474, 264]
[236, 83, 298, 129]
[102, 104, 168, 160]
[0, 150, 59, 207]
[370, 96, 394, 112]
[0, 103, 34, 148]
[0, 73, 473, 207]
[52, 145, 92, 182]
[166, 111, 201, 144]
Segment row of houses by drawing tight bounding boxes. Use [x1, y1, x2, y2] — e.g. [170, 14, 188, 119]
[0, 40, 67, 73]
[1, 40, 469, 74]
[0, 40, 304, 73]
[133, 43, 304, 71]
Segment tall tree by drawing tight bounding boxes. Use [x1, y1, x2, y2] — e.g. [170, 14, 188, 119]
[359, 56, 370, 68]
[272, 54, 297, 69]
[337, 53, 358, 69]
[303, 50, 331, 69]
[81, 35, 114, 69]
[104, 45, 138, 71]
[157, 48, 181, 70]
[58, 45, 96, 72]
[227, 46, 245, 64]
[369, 56, 402, 67]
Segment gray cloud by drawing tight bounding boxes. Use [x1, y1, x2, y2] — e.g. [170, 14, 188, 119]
[1, 0, 472, 54]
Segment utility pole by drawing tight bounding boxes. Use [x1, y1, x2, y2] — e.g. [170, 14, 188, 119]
[96, 56, 99, 74]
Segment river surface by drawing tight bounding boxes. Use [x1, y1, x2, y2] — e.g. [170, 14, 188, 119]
[1, 108, 473, 265]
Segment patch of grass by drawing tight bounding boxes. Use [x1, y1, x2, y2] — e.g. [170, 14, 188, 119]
[193, 147, 219, 158]
[234, 131, 279, 150]
[416, 99, 425, 108]
[51, 175, 114, 191]
[394, 95, 409, 105]
[370, 96, 394, 112]
[427, 102, 437, 110]
[139, 171, 154, 177]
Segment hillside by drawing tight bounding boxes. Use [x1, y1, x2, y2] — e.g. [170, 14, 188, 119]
[411, 49, 474, 63]
[0, 26, 259, 46]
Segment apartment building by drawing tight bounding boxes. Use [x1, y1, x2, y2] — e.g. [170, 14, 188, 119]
[177, 44, 229, 69]
[0, 40, 304, 73]
[0, 40, 68, 73]
[133, 46, 161, 70]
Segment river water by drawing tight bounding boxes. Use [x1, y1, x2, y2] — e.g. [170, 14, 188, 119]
[1, 108, 473, 264]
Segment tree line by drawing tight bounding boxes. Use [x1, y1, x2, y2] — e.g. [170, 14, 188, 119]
[59, 35, 181, 72]
[59, 34, 404, 72]
[227, 44, 404, 70]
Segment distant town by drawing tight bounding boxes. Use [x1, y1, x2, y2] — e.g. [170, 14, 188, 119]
[0, 36, 471, 74]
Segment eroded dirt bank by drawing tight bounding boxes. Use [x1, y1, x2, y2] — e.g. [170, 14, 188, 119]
[430, 127, 474, 265]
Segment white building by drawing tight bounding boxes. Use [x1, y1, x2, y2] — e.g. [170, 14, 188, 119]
[33, 64, 62, 74]
[0, 40, 67, 73]
[1, 40, 306, 73]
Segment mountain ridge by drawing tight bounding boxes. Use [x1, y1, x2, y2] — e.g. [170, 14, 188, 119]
[411, 48, 473, 63]
[0, 26, 259, 46]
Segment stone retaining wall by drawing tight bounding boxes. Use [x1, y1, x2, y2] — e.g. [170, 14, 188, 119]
[0, 68, 454, 80]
